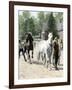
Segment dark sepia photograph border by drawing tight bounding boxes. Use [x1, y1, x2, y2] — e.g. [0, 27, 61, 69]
[9, 1, 70, 89]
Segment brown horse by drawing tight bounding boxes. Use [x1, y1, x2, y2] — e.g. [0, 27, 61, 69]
[24, 32, 34, 64]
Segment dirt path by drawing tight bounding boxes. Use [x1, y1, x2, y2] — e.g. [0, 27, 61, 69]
[19, 42, 63, 79]
[18, 54, 63, 79]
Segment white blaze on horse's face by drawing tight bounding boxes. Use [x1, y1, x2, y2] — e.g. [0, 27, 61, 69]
[48, 33, 53, 39]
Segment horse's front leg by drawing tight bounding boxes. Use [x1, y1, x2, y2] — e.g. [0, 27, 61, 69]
[28, 50, 32, 64]
[44, 53, 48, 67]
[23, 52, 27, 62]
[46, 54, 51, 69]
[32, 50, 33, 58]
[48, 57, 52, 70]
[47, 53, 52, 70]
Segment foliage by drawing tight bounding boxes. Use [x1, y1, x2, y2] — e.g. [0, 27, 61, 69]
[48, 12, 59, 38]
[37, 12, 45, 34]
[19, 11, 63, 40]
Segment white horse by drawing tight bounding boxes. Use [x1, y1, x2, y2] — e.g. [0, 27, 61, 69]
[37, 33, 53, 68]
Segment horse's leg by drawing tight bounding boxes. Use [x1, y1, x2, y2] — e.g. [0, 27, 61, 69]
[37, 51, 40, 61]
[23, 47, 27, 62]
[43, 53, 46, 65]
[28, 49, 30, 59]
[28, 50, 32, 64]
[23, 52, 27, 62]
[49, 56, 51, 64]
[45, 53, 48, 67]
[55, 56, 59, 70]
[19, 48, 22, 59]
[49, 57, 52, 70]
[22, 47, 26, 61]
[46, 60, 49, 68]
[41, 52, 44, 61]
[46, 53, 51, 69]
[53, 54, 55, 66]
[19, 49, 20, 58]
[48, 50, 52, 70]
[32, 50, 33, 58]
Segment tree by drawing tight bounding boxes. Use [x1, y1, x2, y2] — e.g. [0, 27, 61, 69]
[19, 11, 31, 40]
[37, 11, 45, 37]
[23, 11, 31, 20]
[55, 12, 63, 23]
[28, 17, 35, 35]
[48, 12, 58, 38]
[32, 17, 40, 35]
[18, 14, 25, 40]
[23, 17, 35, 35]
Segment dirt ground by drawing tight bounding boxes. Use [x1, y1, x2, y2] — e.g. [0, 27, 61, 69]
[18, 47, 63, 79]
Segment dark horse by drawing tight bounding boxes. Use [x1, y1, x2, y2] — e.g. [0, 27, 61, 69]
[19, 40, 27, 62]
[24, 32, 34, 63]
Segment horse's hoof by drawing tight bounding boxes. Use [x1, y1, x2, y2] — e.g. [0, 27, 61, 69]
[32, 56, 33, 58]
[48, 68, 52, 71]
[30, 62, 32, 64]
[25, 60, 27, 62]
[55, 67, 59, 70]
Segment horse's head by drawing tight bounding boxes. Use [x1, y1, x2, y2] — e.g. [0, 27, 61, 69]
[48, 32, 53, 40]
[46, 32, 53, 45]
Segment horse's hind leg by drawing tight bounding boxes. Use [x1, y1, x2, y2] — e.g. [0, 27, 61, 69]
[44, 54, 46, 65]
[22, 48, 27, 62]
[45, 54, 50, 68]
[41, 52, 44, 61]
[23, 53, 27, 62]
[37, 52, 40, 61]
